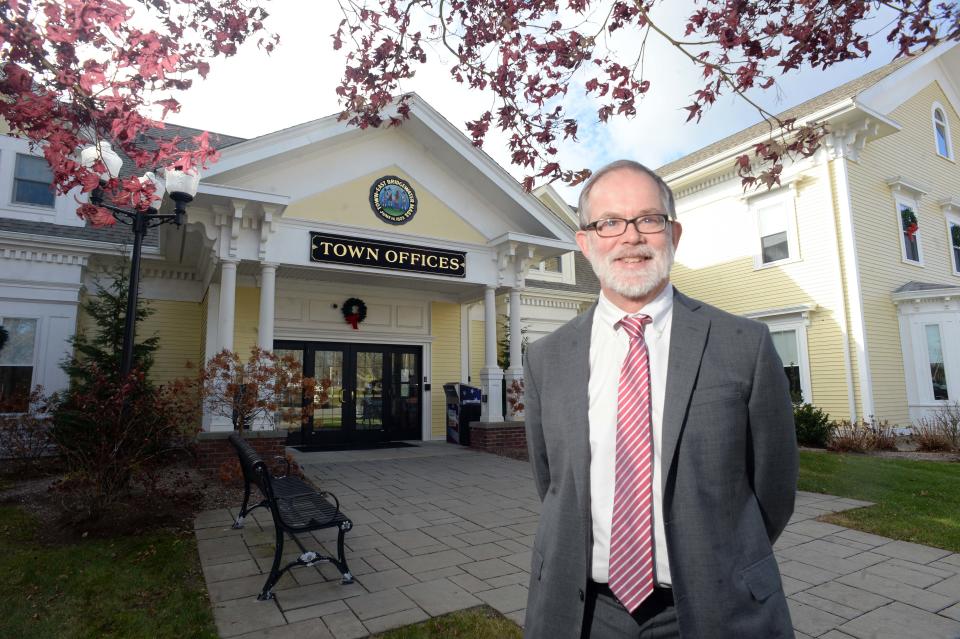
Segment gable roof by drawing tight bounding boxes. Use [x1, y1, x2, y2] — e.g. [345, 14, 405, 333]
[655, 55, 915, 178]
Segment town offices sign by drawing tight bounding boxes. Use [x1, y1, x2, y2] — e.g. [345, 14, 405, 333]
[310, 232, 466, 278]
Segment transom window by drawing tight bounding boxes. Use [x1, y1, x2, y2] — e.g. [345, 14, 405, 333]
[13, 154, 55, 207]
[933, 104, 953, 160]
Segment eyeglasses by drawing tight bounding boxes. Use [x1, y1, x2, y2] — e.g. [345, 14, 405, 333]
[581, 214, 670, 237]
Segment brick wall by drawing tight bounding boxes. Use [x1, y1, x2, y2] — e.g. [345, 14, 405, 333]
[194, 430, 287, 474]
[468, 421, 527, 452]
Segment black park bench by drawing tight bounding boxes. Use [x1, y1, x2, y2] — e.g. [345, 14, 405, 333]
[228, 433, 354, 600]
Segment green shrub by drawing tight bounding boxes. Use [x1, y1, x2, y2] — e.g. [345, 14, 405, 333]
[794, 402, 831, 447]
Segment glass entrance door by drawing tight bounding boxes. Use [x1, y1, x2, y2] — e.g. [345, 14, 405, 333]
[275, 341, 422, 447]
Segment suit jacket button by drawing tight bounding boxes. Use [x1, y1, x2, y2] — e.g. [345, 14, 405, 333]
[578, 588, 584, 601]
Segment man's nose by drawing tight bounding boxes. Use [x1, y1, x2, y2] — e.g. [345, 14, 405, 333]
[620, 220, 646, 242]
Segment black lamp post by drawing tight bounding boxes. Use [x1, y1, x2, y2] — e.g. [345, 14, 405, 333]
[81, 142, 201, 380]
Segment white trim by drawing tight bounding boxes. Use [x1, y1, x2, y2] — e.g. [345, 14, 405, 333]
[932, 101, 955, 161]
[833, 155, 872, 420]
[763, 318, 813, 404]
[527, 251, 576, 284]
[743, 303, 817, 321]
[749, 188, 801, 269]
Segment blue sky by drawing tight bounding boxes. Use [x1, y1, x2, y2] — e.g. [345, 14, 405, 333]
[166, 2, 902, 202]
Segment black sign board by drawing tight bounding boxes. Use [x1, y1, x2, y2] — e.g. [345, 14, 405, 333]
[310, 232, 466, 278]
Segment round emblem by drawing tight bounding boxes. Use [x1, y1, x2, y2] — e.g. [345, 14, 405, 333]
[370, 175, 417, 225]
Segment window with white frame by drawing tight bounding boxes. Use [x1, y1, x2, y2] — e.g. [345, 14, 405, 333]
[949, 216, 960, 275]
[933, 103, 953, 160]
[924, 324, 949, 401]
[896, 198, 922, 264]
[751, 191, 798, 267]
[13, 154, 55, 207]
[0, 318, 37, 411]
[527, 251, 576, 284]
[749, 309, 813, 404]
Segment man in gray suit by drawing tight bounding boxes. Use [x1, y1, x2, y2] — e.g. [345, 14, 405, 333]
[523, 160, 798, 638]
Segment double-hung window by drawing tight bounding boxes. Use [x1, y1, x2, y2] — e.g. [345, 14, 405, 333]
[13, 154, 55, 207]
[897, 200, 922, 264]
[0, 318, 37, 412]
[950, 217, 960, 275]
[751, 190, 798, 268]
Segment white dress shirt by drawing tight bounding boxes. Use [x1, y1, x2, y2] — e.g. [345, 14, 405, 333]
[588, 283, 674, 586]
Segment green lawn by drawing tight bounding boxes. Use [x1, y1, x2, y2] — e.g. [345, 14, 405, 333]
[373, 606, 522, 639]
[799, 450, 960, 552]
[0, 505, 217, 639]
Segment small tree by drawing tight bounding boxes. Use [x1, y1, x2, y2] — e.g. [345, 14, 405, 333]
[64, 263, 159, 386]
[199, 347, 314, 432]
[50, 368, 201, 520]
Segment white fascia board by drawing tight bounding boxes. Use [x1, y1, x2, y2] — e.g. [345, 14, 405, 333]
[487, 231, 577, 252]
[197, 183, 291, 206]
[405, 95, 579, 242]
[891, 286, 960, 303]
[202, 115, 356, 178]
[0, 231, 160, 257]
[857, 42, 959, 114]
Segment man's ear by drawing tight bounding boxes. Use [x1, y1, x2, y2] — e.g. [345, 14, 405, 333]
[670, 221, 683, 250]
[575, 230, 592, 258]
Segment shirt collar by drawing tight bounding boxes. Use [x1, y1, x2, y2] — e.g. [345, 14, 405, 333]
[596, 283, 674, 338]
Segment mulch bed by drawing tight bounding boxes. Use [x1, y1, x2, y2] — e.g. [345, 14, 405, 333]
[0, 452, 248, 544]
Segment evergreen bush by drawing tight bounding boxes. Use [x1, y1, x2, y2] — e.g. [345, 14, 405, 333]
[793, 402, 831, 448]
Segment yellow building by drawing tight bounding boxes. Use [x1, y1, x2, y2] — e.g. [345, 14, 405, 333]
[0, 96, 581, 445]
[659, 43, 960, 425]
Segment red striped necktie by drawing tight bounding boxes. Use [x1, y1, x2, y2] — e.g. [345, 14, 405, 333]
[609, 314, 655, 612]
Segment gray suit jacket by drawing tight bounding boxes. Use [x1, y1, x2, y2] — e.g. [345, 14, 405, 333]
[523, 289, 798, 639]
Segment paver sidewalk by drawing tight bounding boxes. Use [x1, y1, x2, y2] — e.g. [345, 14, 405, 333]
[194, 443, 960, 639]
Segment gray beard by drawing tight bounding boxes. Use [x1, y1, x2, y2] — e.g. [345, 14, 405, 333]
[586, 241, 674, 301]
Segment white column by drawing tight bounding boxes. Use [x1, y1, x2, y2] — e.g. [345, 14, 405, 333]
[257, 263, 277, 350]
[504, 288, 525, 420]
[479, 285, 504, 422]
[217, 259, 238, 352]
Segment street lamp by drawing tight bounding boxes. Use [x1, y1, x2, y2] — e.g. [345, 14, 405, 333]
[80, 142, 201, 379]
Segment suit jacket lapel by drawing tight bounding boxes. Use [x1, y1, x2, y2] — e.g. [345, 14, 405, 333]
[662, 290, 710, 495]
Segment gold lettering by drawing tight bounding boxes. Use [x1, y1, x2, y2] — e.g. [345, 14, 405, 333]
[426, 255, 438, 268]
[410, 253, 421, 266]
[333, 243, 347, 257]
[318, 240, 334, 255]
[449, 257, 461, 271]
[439, 256, 449, 269]
[366, 247, 379, 260]
[347, 244, 365, 259]
[397, 251, 409, 264]
[385, 249, 398, 262]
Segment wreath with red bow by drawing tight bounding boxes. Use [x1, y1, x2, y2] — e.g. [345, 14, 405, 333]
[901, 207, 918, 238]
[342, 297, 367, 330]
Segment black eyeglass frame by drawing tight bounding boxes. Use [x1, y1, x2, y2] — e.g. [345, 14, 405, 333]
[580, 213, 672, 237]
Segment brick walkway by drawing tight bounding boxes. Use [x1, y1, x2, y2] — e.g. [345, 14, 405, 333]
[194, 442, 960, 639]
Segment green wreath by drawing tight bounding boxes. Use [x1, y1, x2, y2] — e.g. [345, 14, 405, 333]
[900, 206, 918, 231]
[0, 325, 7, 354]
[341, 297, 367, 329]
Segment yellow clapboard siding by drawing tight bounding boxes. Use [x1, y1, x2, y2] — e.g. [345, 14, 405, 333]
[431, 302, 462, 439]
[199, 291, 208, 363]
[138, 299, 201, 385]
[234, 287, 260, 359]
[846, 81, 960, 425]
[672, 169, 855, 419]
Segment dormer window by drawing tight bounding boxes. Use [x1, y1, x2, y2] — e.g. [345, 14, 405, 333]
[933, 104, 953, 160]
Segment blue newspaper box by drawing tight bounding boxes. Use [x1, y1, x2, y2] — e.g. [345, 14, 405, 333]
[444, 383, 482, 445]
